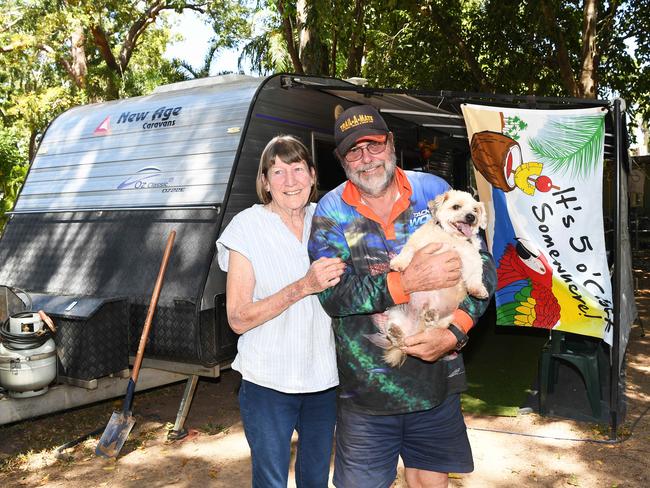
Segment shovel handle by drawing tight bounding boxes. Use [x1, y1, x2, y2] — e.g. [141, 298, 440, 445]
[38, 310, 57, 333]
[131, 230, 176, 385]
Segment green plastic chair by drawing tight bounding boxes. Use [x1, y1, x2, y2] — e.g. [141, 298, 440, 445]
[539, 330, 606, 418]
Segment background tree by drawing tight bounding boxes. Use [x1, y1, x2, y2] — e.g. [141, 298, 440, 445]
[0, 0, 250, 226]
[0, 126, 28, 232]
[362, 0, 650, 114]
[1, 0, 649, 229]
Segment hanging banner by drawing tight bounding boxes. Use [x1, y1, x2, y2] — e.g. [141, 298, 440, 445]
[462, 104, 612, 343]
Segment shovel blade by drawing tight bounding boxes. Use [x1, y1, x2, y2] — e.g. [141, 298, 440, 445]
[95, 410, 136, 458]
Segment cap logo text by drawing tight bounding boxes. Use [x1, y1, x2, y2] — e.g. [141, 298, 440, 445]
[340, 114, 374, 132]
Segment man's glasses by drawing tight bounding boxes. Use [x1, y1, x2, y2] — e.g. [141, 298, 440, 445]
[344, 140, 387, 163]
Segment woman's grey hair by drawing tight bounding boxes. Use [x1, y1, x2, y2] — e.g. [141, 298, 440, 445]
[255, 135, 318, 204]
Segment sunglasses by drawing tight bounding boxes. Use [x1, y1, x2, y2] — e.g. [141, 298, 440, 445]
[344, 140, 387, 163]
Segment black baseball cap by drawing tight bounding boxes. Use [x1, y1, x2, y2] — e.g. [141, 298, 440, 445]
[334, 105, 390, 156]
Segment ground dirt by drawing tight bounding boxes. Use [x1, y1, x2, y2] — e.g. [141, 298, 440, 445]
[1, 282, 649, 487]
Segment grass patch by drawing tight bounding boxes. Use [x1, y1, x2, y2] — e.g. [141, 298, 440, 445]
[461, 308, 548, 416]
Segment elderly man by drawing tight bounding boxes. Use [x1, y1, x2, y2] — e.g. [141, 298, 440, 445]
[308, 105, 496, 488]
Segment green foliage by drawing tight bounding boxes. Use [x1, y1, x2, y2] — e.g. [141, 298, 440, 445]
[0, 127, 28, 229]
[0, 0, 648, 229]
[0, 0, 252, 215]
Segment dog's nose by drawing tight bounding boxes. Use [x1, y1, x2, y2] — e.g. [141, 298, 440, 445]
[465, 213, 476, 224]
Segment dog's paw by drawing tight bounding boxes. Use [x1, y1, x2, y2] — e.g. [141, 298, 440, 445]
[468, 284, 489, 299]
[421, 309, 440, 327]
[387, 324, 405, 346]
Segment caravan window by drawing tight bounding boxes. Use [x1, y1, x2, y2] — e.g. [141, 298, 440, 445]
[311, 132, 347, 197]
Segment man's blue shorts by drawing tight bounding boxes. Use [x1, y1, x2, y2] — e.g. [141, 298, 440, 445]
[333, 393, 473, 488]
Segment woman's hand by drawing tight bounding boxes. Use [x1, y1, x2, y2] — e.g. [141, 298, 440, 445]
[301, 257, 346, 294]
[226, 252, 344, 334]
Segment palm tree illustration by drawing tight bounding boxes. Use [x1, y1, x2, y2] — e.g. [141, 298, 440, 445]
[528, 114, 605, 180]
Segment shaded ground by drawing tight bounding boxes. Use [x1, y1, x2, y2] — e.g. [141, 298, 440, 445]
[1, 266, 649, 487]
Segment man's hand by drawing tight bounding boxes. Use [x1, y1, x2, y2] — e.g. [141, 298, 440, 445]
[401, 327, 457, 362]
[400, 242, 462, 294]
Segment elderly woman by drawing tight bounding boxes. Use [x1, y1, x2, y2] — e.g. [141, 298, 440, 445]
[216, 135, 345, 487]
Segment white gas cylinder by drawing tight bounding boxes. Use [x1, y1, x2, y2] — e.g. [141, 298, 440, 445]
[0, 338, 57, 398]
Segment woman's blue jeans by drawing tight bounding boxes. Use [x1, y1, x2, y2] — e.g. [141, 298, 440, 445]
[239, 380, 337, 488]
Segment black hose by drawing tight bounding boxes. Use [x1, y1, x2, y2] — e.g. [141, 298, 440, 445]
[0, 312, 53, 351]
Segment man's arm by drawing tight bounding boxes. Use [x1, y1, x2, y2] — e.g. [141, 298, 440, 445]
[309, 213, 397, 317]
[309, 204, 464, 318]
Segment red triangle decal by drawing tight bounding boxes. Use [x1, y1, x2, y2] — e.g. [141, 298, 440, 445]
[94, 116, 111, 135]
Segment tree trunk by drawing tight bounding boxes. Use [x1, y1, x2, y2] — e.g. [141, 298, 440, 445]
[579, 0, 598, 98]
[28, 128, 38, 163]
[331, 31, 337, 78]
[539, 0, 581, 97]
[345, 0, 365, 78]
[70, 23, 87, 89]
[297, 0, 329, 75]
[277, 0, 304, 74]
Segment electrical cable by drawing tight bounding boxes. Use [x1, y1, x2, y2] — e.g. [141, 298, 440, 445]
[467, 404, 650, 444]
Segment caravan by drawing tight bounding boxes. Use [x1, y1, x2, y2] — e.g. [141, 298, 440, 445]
[0, 74, 631, 434]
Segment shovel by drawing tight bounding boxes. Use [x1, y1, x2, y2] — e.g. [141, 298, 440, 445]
[95, 230, 176, 458]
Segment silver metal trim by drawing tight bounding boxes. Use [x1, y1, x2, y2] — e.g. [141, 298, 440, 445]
[379, 108, 464, 119]
[0, 350, 56, 363]
[422, 124, 467, 129]
[7, 205, 220, 215]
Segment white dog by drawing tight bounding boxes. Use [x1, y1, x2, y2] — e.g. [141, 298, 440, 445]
[367, 190, 489, 367]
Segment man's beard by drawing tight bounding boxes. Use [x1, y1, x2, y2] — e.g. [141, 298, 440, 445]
[343, 152, 397, 197]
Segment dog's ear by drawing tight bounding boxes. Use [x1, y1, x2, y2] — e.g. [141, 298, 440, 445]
[428, 193, 447, 221]
[477, 201, 488, 229]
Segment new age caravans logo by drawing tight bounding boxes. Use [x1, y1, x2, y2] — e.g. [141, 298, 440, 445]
[94, 105, 183, 135]
[117, 167, 184, 193]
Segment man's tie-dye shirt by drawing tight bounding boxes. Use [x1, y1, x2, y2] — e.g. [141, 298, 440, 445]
[308, 168, 496, 414]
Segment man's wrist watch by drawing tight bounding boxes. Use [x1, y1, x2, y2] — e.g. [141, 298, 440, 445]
[447, 324, 469, 351]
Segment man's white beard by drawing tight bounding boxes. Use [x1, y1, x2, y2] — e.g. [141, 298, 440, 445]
[344, 153, 397, 197]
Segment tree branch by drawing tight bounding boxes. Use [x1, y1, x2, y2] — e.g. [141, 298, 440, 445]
[119, 1, 169, 72]
[37, 43, 83, 88]
[91, 25, 121, 74]
[1, 40, 28, 53]
[539, 0, 580, 97]
[426, 4, 493, 92]
[595, 0, 621, 67]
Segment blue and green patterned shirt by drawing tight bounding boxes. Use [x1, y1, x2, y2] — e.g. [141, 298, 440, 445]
[308, 169, 496, 414]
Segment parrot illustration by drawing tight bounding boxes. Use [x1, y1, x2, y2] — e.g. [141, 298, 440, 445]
[496, 238, 560, 329]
